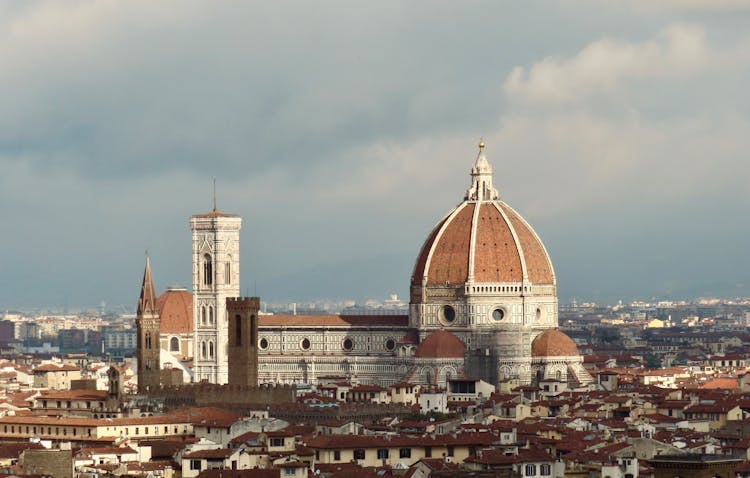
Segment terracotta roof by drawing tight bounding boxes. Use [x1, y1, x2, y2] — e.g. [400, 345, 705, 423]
[501, 203, 554, 284]
[699, 377, 739, 390]
[424, 203, 474, 286]
[411, 199, 555, 287]
[37, 390, 108, 401]
[34, 363, 80, 372]
[259, 315, 408, 327]
[474, 203, 523, 283]
[306, 431, 497, 449]
[197, 470, 280, 478]
[184, 448, 236, 459]
[531, 329, 580, 357]
[191, 210, 240, 218]
[157, 288, 193, 334]
[415, 330, 466, 359]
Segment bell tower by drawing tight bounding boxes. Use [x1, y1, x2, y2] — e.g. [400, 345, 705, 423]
[136, 257, 161, 393]
[190, 207, 241, 384]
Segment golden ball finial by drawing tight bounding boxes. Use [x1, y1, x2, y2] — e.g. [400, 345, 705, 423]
[478, 139, 485, 151]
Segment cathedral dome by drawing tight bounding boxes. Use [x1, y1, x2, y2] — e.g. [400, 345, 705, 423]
[157, 287, 193, 334]
[531, 329, 580, 357]
[411, 143, 555, 288]
[415, 330, 466, 359]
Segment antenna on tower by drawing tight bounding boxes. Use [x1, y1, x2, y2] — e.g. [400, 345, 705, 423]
[212, 178, 217, 212]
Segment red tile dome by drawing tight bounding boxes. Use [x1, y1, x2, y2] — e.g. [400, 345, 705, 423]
[156, 288, 193, 334]
[415, 330, 466, 359]
[411, 144, 555, 289]
[531, 329, 580, 357]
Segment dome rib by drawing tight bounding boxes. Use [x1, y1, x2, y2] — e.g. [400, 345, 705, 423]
[425, 203, 474, 286]
[411, 206, 459, 286]
[500, 203, 555, 285]
[467, 197, 482, 282]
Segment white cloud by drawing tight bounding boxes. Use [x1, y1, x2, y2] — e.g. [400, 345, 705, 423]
[504, 24, 714, 105]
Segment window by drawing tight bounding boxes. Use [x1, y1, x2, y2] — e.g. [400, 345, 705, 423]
[301, 338, 311, 350]
[201, 306, 206, 325]
[145, 332, 152, 349]
[209, 306, 214, 324]
[377, 449, 389, 459]
[333, 450, 341, 461]
[442, 305, 456, 323]
[235, 315, 242, 346]
[209, 341, 215, 358]
[399, 448, 411, 458]
[203, 254, 213, 286]
[225, 260, 231, 285]
[170, 337, 180, 352]
[447, 446, 454, 457]
[284, 468, 296, 476]
[525, 464, 537, 476]
[354, 449, 366, 460]
[425, 447, 432, 458]
[540, 464, 551, 476]
[270, 438, 285, 447]
[259, 338, 269, 350]
[492, 308, 505, 321]
[190, 459, 202, 470]
[201, 341, 207, 359]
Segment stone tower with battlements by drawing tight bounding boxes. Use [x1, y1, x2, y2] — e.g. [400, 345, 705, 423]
[227, 297, 260, 387]
[136, 258, 161, 393]
[190, 208, 241, 384]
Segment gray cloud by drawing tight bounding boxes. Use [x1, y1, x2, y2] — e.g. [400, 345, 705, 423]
[2, 1, 749, 309]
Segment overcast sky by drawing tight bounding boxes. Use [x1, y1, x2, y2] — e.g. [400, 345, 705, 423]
[2, 0, 750, 311]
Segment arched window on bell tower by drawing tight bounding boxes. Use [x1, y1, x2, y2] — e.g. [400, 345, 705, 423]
[225, 256, 232, 285]
[203, 254, 213, 286]
[145, 333, 152, 349]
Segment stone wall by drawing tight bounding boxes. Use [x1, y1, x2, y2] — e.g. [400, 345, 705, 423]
[22, 449, 73, 478]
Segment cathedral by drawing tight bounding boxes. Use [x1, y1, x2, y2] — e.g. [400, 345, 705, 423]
[137, 142, 592, 390]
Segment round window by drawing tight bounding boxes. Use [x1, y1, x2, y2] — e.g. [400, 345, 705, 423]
[536, 307, 542, 321]
[301, 338, 311, 350]
[442, 305, 456, 323]
[492, 308, 505, 321]
[385, 338, 396, 351]
[343, 338, 354, 351]
[259, 338, 269, 350]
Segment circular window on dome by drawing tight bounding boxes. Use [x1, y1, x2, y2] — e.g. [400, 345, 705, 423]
[492, 308, 506, 321]
[442, 305, 456, 324]
[300, 338, 311, 351]
[259, 337, 269, 350]
[385, 338, 396, 351]
[342, 338, 354, 351]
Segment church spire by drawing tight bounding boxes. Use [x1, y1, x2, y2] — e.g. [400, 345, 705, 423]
[465, 140, 499, 201]
[137, 256, 157, 316]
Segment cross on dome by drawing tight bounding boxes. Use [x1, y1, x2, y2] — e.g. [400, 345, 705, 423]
[465, 140, 499, 201]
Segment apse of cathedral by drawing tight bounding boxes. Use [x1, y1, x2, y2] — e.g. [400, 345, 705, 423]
[136, 142, 593, 390]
